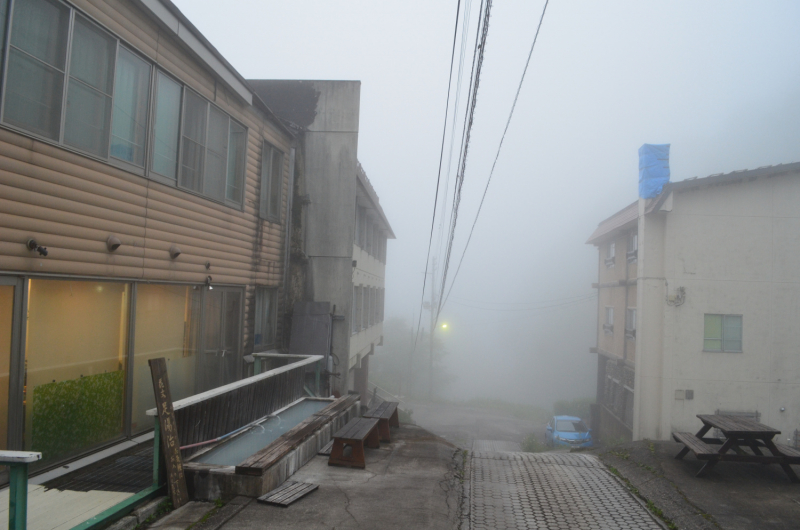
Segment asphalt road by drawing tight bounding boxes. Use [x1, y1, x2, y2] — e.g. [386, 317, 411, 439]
[405, 400, 546, 451]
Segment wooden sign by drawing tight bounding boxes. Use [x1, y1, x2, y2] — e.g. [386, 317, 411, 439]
[149, 358, 189, 508]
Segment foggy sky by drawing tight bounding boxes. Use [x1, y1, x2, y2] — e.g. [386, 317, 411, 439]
[173, 0, 800, 407]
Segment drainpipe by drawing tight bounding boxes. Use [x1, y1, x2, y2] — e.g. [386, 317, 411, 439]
[282, 147, 297, 330]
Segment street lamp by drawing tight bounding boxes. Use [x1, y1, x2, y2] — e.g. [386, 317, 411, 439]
[441, 323, 448, 329]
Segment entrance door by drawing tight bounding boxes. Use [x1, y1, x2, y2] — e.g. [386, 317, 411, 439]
[197, 288, 242, 393]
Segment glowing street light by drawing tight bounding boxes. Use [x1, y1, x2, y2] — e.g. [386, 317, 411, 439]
[441, 323, 448, 329]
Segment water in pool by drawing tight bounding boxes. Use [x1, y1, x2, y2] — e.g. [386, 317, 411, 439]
[193, 399, 331, 466]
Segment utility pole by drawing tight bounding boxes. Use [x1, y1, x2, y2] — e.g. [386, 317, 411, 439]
[429, 258, 437, 401]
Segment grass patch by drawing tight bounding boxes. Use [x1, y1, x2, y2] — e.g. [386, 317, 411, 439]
[521, 433, 552, 453]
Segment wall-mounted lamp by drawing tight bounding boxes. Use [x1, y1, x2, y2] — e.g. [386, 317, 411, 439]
[26, 238, 48, 256]
[169, 245, 182, 259]
[106, 235, 121, 252]
[206, 275, 213, 290]
[205, 261, 211, 270]
[780, 406, 786, 412]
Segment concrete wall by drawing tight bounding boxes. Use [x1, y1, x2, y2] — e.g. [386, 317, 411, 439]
[297, 82, 361, 395]
[635, 172, 800, 442]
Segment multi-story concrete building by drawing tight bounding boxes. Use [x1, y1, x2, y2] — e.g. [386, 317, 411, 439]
[0, 0, 295, 471]
[588, 162, 800, 443]
[249, 80, 394, 400]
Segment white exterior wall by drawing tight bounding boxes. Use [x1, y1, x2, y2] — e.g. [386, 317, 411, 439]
[350, 243, 385, 371]
[635, 173, 800, 443]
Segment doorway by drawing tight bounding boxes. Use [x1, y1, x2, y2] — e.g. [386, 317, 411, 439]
[197, 287, 243, 393]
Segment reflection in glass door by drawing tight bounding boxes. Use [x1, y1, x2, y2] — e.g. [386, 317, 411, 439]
[197, 288, 242, 393]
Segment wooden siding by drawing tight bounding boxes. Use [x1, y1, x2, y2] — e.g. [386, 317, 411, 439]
[0, 0, 292, 288]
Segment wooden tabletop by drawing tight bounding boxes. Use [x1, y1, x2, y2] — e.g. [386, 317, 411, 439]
[697, 415, 781, 436]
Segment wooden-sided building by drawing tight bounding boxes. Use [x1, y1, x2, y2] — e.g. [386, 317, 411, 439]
[0, 0, 295, 472]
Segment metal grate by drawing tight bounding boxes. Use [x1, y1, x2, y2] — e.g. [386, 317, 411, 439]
[46, 445, 153, 493]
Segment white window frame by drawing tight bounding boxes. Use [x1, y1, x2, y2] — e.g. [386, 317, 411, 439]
[625, 307, 636, 340]
[603, 306, 614, 335]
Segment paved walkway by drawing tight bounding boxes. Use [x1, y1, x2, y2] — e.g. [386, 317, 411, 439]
[469, 451, 663, 529]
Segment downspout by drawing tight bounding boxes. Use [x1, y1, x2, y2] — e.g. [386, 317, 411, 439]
[282, 147, 297, 340]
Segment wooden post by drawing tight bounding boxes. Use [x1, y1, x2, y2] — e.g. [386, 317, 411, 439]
[148, 358, 189, 508]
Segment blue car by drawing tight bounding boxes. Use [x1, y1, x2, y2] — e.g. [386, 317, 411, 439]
[545, 415, 593, 448]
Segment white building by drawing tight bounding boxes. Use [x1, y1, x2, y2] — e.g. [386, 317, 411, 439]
[589, 162, 800, 444]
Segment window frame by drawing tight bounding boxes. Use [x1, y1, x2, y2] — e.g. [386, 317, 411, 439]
[0, 0, 250, 211]
[259, 140, 284, 222]
[703, 313, 743, 353]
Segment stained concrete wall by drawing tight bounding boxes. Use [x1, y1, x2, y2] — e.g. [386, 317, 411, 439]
[635, 172, 800, 441]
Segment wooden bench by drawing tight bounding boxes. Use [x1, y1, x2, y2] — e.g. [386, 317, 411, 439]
[328, 417, 380, 469]
[673, 432, 719, 460]
[363, 401, 400, 443]
[775, 444, 800, 464]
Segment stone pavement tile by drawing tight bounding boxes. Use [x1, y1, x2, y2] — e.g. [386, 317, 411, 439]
[469, 452, 664, 530]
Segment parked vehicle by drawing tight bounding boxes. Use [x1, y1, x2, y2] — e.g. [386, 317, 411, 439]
[545, 415, 593, 448]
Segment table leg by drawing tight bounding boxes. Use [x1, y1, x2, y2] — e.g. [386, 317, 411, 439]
[695, 424, 712, 438]
[677, 423, 713, 460]
[763, 439, 800, 483]
[675, 447, 690, 460]
[697, 437, 735, 477]
[8, 463, 29, 530]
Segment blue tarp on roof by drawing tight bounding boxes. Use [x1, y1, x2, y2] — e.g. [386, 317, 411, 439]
[638, 144, 670, 198]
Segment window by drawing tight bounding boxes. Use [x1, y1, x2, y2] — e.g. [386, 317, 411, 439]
[111, 46, 150, 166]
[603, 307, 614, 334]
[605, 241, 615, 267]
[354, 286, 362, 333]
[350, 285, 358, 333]
[259, 142, 284, 221]
[151, 71, 182, 179]
[254, 287, 277, 351]
[358, 207, 367, 248]
[627, 231, 638, 262]
[63, 14, 116, 157]
[3, 0, 70, 140]
[704, 314, 742, 352]
[0, 0, 251, 209]
[625, 308, 636, 339]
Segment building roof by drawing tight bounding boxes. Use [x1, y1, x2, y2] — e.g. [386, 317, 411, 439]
[586, 162, 800, 245]
[140, 0, 292, 137]
[585, 201, 637, 245]
[247, 80, 322, 130]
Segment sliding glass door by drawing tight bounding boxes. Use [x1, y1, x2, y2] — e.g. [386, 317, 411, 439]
[197, 288, 242, 393]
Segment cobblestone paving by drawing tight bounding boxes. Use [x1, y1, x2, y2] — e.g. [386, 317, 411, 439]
[469, 451, 663, 529]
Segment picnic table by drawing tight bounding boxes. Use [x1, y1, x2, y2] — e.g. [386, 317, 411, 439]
[673, 414, 800, 482]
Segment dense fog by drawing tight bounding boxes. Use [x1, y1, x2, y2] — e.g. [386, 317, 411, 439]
[175, 0, 800, 410]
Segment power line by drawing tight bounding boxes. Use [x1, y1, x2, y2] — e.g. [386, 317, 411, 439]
[442, 0, 550, 310]
[412, 0, 463, 354]
[449, 294, 596, 312]
[435, 0, 493, 327]
[450, 292, 597, 307]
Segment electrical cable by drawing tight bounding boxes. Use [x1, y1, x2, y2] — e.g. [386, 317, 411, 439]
[435, 0, 493, 327]
[441, 0, 550, 311]
[412, 0, 463, 354]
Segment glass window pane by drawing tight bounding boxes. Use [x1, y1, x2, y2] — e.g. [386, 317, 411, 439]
[151, 72, 181, 179]
[704, 338, 722, 351]
[9, 0, 69, 69]
[131, 284, 200, 434]
[68, 16, 115, 94]
[3, 48, 64, 139]
[24, 280, 129, 464]
[180, 91, 207, 192]
[254, 288, 275, 350]
[63, 16, 115, 156]
[226, 121, 245, 203]
[723, 315, 742, 352]
[111, 47, 150, 166]
[269, 148, 283, 219]
[64, 77, 112, 156]
[0, 285, 13, 454]
[203, 105, 228, 201]
[704, 314, 722, 339]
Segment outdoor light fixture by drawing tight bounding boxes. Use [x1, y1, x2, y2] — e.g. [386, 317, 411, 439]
[206, 275, 213, 290]
[106, 235, 121, 252]
[441, 323, 448, 329]
[169, 245, 182, 259]
[26, 238, 48, 256]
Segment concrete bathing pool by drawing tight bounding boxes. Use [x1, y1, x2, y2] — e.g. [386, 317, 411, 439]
[184, 395, 359, 499]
